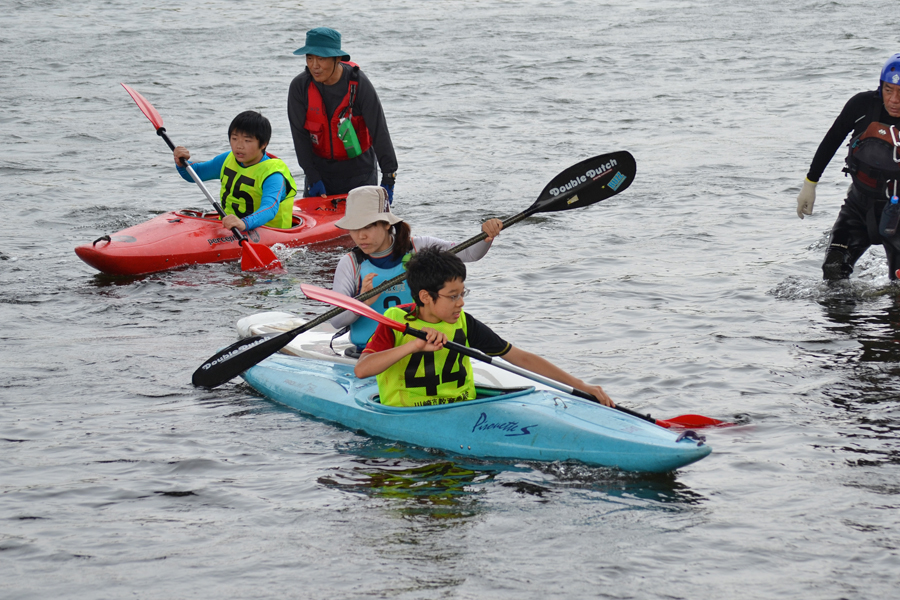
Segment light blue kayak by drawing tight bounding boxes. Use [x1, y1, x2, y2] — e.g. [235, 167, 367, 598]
[238, 315, 711, 473]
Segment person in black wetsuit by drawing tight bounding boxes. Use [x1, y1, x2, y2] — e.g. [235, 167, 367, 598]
[287, 28, 398, 203]
[797, 53, 900, 280]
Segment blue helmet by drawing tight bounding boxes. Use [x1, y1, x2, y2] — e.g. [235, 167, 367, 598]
[880, 53, 900, 89]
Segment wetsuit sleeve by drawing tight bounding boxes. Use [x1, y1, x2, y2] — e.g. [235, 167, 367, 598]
[411, 236, 493, 262]
[288, 71, 321, 184]
[355, 70, 398, 175]
[362, 322, 397, 354]
[806, 92, 873, 182]
[465, 313, 511, 357]
[329, 253, 362, 329]
[175, 151, 229, 183]
[241, 171, 287, 231]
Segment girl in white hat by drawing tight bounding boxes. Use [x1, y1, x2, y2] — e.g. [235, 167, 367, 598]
[331, 186, 502, 355]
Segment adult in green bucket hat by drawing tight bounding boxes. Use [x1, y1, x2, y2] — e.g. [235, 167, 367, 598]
[288, 27, 398, 203]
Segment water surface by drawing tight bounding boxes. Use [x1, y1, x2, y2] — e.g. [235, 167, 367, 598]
[2, 1, 900, 598]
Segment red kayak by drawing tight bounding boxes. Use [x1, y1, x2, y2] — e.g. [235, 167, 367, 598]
[76, 194, 348, 276]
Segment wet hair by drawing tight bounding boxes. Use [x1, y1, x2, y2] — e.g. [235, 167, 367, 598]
[228, 110, 272, 148]
[406, 247, 467, 308]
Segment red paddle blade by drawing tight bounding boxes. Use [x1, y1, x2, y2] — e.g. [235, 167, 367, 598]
[121, 83, 164, 130]
[240, 241, 284, 272]
[657, 414, 731, 429]
[300, 284, 405, 332]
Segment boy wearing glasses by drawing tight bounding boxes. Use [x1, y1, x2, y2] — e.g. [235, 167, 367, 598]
[354, 247, 614, 408]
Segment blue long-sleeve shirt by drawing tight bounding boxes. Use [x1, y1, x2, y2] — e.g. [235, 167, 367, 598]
[176, 152, 289, 231]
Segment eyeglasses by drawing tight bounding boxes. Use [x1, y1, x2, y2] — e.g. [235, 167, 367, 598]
[437, 287, 470, 302]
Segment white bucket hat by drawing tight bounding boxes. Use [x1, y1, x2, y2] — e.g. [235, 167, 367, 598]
[335, 186, 403, 230]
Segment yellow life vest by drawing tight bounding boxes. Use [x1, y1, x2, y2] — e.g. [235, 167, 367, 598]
[219, 153, 297, 229]
[376, 306, 477, 407]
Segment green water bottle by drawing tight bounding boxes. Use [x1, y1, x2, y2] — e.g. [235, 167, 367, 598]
[338, 118, 362, 158]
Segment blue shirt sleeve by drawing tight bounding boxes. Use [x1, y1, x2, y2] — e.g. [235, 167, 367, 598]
[175, 151, 229, 182]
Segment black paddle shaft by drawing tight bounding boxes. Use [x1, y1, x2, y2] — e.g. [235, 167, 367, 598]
[342, 150, 637, 303]
[190, 206, 539, 388]
[192, 151, 636, 388]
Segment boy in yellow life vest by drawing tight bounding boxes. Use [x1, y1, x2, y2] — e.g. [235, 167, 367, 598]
[354, 247, 615, 408]
[173, 110, 297, 231]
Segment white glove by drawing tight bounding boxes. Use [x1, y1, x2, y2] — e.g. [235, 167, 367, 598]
[796, 178, 817, 219]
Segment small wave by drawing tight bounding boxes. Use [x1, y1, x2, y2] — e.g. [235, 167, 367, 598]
[272, 243, 307, 262]
[770, 275, 900, 301]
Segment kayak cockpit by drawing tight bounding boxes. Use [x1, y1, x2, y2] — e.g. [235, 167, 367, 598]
[174, 208, 308, 230]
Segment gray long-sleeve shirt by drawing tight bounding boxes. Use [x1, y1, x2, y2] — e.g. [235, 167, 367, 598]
[288, 64, 397, 192]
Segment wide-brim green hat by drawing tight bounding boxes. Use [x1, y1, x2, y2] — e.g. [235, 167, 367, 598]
[293, 27, 350, 61]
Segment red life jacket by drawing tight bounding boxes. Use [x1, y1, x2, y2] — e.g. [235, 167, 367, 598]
[844, 122, 900, 198]
[304, 61, 373, 160]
